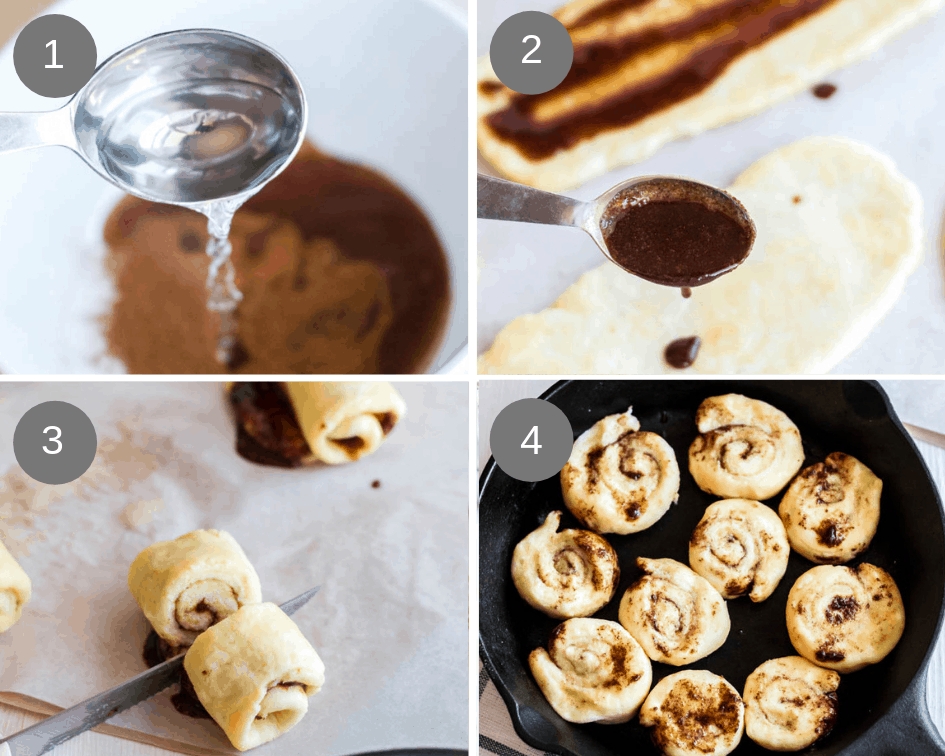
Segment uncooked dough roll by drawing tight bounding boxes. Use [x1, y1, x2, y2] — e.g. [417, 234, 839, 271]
[785, 563, 905, 673]
[184, 602, 326, 751]
[618, 558, 730, 666]
[128, 529, 263, 648]
[779, 453, 882, 564]
[743, 656, 840, 752]
[689, 395, 804, 500]
[561, 407, 680, 534]
[284, 382, 406, 464]
[689, 499, 789, 602]
[0, 540, 31, 633]
[511, 511, 619, 618]
[528, 618, 652, 724]
[640, 670, 745, 756]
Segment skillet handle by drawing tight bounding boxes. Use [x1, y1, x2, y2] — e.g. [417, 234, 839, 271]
[842, 669, 945, 755]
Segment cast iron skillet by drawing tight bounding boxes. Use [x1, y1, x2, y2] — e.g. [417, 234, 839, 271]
[479, 380, 945, 756]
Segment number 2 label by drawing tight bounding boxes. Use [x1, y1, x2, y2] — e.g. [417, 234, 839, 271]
[522, 35, 541, 64]
[43, 425, 62, 454]
[521, 425, 542, 455]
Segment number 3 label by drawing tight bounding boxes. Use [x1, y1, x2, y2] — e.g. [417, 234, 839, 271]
[521, 425, 542, 455]
[43, 425, 62, 454]
[522, 34, 541, 63]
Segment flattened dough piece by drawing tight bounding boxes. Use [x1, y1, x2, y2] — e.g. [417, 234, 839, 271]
[478, 138, 922, 375]
[477, 0, 943, 191]
[0, 540, 31, 633]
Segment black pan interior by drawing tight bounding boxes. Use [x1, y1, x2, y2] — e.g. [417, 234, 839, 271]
[479, 380, 945, 756]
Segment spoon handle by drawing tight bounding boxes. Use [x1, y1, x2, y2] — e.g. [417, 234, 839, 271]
[0, 109, 75, 156]
[477, 174, 587, 227]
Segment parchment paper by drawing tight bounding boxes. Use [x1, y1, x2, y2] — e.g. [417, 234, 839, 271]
[477, 1, 945, 373]
[0, 382, 468, 754]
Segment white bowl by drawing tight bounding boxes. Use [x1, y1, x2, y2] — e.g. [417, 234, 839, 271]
[0, 0, 467, 374]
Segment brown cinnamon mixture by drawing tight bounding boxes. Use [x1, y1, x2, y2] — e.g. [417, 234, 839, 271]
[102, 140, 449, 374]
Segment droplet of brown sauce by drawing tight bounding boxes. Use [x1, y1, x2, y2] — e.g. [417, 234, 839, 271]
[813, 83, 838, 99]
[681, 287, 692, 299]
[665, 336, 701, 369]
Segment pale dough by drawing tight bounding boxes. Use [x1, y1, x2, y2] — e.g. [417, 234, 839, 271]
[0, 540, 31, 633]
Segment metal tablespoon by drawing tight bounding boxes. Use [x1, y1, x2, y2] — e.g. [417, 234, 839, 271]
[0, 29, 307, 207]
[477, 173, 756, 288]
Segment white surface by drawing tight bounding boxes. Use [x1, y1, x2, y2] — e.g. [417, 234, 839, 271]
[0, 382, 468, 755]
[477, 378, 945, 738]
[476, 1, 945, 373]
[0, 0, 467, 375]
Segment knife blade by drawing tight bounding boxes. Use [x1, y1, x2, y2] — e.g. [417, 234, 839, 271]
[0, 585, 321, 756]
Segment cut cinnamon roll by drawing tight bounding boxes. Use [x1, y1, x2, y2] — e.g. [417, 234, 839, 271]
[640, 670, 745, 756]
[561, 407, 680, 534]
[779, 453, 882, 564]
[743, 656, 840, 752]
[228, 381, 406, 467]
[0, 540, 31, 633]
[511, 511, 619, 618]
[689, 395, 804, 500]
[528, 618, 652, 724]
[689, 499, 789, 602]
[618, 557, 730, 666]
[128, 529, 263, 649]
[786, 563, 905, 673]
[184, 602, 325, 751]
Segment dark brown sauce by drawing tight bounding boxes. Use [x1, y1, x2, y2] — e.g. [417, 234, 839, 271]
[681, 287, 692, 298]
[230, 382, 311, 468]
[142, 630, 210, 719]
[601, 189, 753, 287]
[103, 141, 450, 374]
[665, 336, 701, 369]
[371, 479, 382, 489]
[813, 83, 838, 99]
[485, 0, 837, 160]
[815, 520, 844, 547]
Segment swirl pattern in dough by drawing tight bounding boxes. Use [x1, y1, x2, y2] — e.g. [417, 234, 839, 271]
[689, 499, 789, 602]
[528, 618, 652, 724]
[511, 511, 620, 618]
[786, 563, 905, 673]
[618, 557, 730, 666]
[743, 656, 840, 752]
[561, 407, 680, 534]
[779, 453, 881, 564]
[689, 395, 804, 500]
[640, 670, 745, 756]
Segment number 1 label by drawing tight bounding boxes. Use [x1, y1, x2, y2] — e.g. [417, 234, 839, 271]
[45, 39, 63, 69]
[521, 425, 542, 455]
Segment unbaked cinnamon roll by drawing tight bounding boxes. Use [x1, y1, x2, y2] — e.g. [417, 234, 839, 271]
[743, 656, 840, 752]
[786, 563, 905, 673]
[184, 602, 325, 751]
[0, 540, 31, 633]
[640, 670, 745, 756]
[779, 453, 882, 564]
[128, 529, 263, 649]
[561, 407, 679, 534]
[618, 558, 730, 666]
[528, 618, 652, 724]
[511, 511, 619, 618]
[689, 499, 789, 602]
[689, 395, 804, 500]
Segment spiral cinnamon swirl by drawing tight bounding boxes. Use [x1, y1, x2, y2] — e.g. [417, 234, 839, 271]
[128, 529, 263, 648]
[511, 511, 620, 618]
[689, 395, 804, 500]
[561, 407, 680, 535]
[0, 540, 30, 633]
[618, 557, 730, 666]
[640, 670, 745, 756]
[743, 656, 840, 751]
[779, 453, 882, 564]
[689, 499, 789, 602]
[528, 618, 653, 724]
[786, 563, 905, 673]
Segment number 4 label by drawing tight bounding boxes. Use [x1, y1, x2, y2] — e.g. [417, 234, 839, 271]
[521, 425, 542, 455]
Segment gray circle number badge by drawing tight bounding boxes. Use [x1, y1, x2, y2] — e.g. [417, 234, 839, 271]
[14, 401, 98, 485]
[490, 11, 573, 95]
[490, 398, 573, 482]
[14, 15, 97, 98]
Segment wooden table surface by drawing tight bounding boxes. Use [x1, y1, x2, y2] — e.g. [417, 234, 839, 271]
[478, 378, 945, 742]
